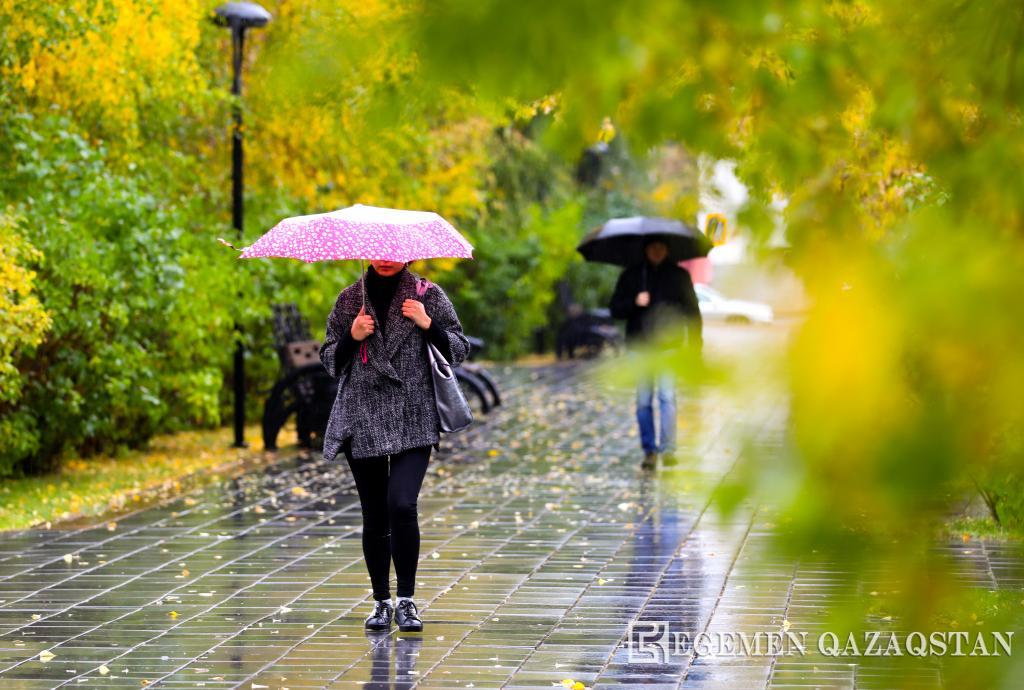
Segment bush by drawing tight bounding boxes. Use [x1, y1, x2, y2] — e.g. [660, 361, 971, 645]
[0, 113, 233, 476]
[977, 425, 1024, 530]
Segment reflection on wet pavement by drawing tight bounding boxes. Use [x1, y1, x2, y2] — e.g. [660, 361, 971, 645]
[0, 325, 1020, 688]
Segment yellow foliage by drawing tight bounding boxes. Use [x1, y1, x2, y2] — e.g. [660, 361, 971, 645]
[840, 86, 875, 136]
[748, 48, 794, 84]
[2, 0, 524, 241]
[0, 421, 286, 530]
[513, 93, 561, 123]
[826, 0, 881, 29]
[3, 0, 207, 144]
[789, 242, 913, 518]
[0, 214, 51, 403]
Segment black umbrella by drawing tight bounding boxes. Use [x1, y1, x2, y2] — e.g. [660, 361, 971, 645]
[577, 216, 711, 266]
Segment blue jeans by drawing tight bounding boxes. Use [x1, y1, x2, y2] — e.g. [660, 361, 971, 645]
[636, 374, 676, 454]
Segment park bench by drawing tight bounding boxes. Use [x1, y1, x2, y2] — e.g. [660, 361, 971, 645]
[459, 336, 501, 414]
[553, 281, 624, 359]
[262, 303, 337, 451]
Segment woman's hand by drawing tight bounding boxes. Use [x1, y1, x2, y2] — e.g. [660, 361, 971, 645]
[350, 306, 375, 341]
[402, 299, 432, 329]
[636, 291, 651, 307]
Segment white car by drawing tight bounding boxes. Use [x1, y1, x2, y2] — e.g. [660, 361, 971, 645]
[695, 284, 774, 324]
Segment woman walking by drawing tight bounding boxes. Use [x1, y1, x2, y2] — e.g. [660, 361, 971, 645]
[319, 259, 469, 633]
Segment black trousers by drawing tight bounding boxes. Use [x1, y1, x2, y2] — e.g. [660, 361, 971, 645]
[344, 441, 431, 601]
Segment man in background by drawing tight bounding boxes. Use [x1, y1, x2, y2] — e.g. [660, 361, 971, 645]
[609, 235, 703, 469]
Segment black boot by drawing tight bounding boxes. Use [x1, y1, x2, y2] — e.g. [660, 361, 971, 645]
[395, 599, 423, 632]
[364, 599, 394, 631]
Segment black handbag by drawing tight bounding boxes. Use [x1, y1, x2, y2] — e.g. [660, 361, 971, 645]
[426, 340, 473, 433]
[417, 279, 473, 433]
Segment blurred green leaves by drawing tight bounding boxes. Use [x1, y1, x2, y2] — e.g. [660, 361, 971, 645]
[408, 1, 1024, 685]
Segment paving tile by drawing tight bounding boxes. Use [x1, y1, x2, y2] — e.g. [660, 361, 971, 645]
[1, 343, 1019, 688]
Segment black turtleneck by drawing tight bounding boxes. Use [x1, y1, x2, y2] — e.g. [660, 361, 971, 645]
[331, 266, 454, 366]
[364, 264, 402, 336]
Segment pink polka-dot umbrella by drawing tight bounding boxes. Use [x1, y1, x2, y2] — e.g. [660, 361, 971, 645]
[230, 203, 473, 263]
[220, 203, 474, 305]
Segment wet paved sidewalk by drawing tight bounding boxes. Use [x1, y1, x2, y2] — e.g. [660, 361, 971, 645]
[1, 325, 1021, 689]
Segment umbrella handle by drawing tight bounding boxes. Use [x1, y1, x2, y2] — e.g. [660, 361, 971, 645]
[360, 259, 368, 309]
[358, 259, 371, 366]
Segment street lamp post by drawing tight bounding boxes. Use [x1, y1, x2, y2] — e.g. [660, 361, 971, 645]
[213, 2, 271, 448]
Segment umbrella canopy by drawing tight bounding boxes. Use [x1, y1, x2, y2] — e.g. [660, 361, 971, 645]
[236, 203, 474, 263]
[577, 216, 710, 266]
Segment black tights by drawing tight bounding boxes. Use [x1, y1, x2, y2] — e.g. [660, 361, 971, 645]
[344, 441, 431, 601]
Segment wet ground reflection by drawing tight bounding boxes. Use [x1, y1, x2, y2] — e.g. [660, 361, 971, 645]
[0, 324, 1020, 688]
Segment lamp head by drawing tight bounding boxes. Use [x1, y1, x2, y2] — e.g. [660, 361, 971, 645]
[213, 2, 271, 29]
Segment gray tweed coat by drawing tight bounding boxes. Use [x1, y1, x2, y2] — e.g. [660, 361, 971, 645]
[320, 267, 469, 461]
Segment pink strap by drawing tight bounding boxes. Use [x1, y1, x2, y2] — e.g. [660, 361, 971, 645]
[360, 341, 368, 365]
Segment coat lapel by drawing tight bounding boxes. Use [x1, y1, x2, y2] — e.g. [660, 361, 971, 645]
[381, 269, 419, 364]
[360, 276, 399, 383]
[360, 268, 418, 383]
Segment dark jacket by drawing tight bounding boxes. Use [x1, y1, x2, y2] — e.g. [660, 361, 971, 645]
[320, 267, 470, 461]
[609, 261, 703, 349]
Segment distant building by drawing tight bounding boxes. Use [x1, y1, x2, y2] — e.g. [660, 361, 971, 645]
[691, 159, 807, 316]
